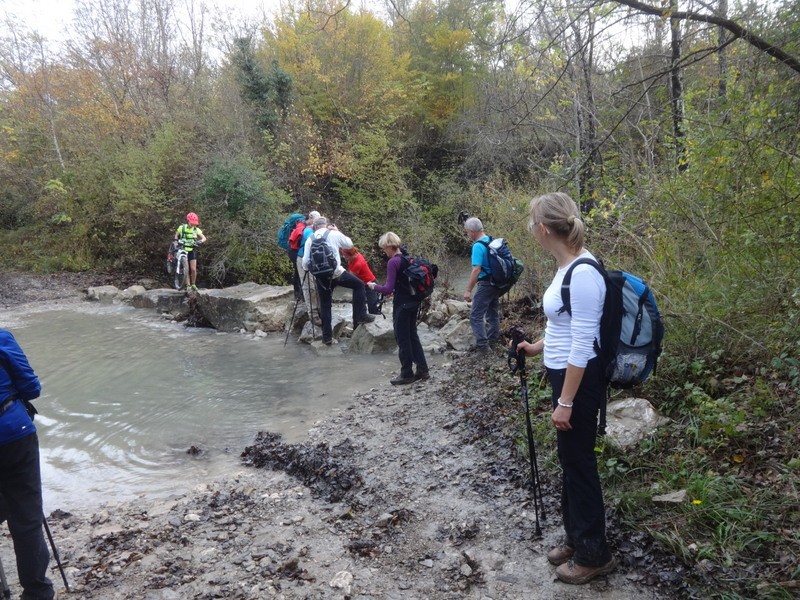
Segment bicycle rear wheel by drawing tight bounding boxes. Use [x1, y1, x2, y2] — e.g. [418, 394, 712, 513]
[174, 256, 188, 290]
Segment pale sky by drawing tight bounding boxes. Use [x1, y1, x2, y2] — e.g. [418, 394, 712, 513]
[2, 0, 391, 47]
[2, 0, 290, 47]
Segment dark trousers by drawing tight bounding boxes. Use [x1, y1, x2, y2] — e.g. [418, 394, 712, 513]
[546, 358, 612, 568]
[287, 248, 302, 300]
[0, 433, 55, 600]
[393, 299, 428, 377]
[314, 272, 368, 343]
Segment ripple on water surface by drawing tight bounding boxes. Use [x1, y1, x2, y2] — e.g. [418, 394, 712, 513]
[3, 303, 395, 512]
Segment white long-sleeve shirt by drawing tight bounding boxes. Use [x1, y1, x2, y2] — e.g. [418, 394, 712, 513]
[301, 228, 354, 273]
[542, 251, 606, 369]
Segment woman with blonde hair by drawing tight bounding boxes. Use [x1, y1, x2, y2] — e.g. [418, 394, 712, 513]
[516, 192, 616, 584]
[367, 232, 429, 385]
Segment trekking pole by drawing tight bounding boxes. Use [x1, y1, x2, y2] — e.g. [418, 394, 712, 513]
[43, 517, 70, 593]
[507, 326, 545, 536]
[0, 554, 10, 599]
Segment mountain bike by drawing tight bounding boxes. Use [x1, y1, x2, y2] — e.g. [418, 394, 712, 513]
[173, 245, 189, 290]
[172, 240, 203, 290]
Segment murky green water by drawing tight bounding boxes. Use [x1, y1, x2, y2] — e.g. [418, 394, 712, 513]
[1, 304, 397, 512]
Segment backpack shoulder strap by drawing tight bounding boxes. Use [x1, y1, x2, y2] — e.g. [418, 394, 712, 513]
[558, 257, 604, 316]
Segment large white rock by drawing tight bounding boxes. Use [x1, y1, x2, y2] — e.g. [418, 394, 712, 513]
[349, 317, 396, 354]
[86, 285, 121, 303]
[195, 283, 294, 333]
[120, 285, 146, 300]
[129, 289, 188, 314]
[605, 397, 671, 449]
[441, 318, 474, 351]
[442, 299, 470, 317]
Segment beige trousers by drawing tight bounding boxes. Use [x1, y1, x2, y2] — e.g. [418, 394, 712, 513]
[296, 255, 319, 316]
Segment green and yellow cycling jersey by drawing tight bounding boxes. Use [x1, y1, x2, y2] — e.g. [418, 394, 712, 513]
[176, 224, 203, 250]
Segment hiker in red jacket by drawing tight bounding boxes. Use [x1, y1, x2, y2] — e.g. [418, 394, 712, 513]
[342, 247, 381, 315]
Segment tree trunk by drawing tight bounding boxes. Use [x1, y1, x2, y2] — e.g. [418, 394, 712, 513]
[670, 0, 687, 172]
[572, 17, 599, 210]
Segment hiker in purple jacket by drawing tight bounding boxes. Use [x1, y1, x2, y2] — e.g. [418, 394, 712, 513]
[368, 232, 429, 386]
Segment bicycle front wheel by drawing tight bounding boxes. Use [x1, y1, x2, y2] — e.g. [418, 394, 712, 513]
[174, 256, 188, 290]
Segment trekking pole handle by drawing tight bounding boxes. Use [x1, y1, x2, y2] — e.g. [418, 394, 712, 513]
[507, 326, 529, 375]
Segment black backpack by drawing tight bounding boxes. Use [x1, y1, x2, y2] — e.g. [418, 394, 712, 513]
[308, 230, 338, 276]
[402, 254, 438, 299]
[477, 237, 524, 294]
[560, 258, 664, 389]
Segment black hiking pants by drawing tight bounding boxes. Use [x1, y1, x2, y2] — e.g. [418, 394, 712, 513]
[546, 357, 612, 568]
[392, 298, 427, 377]
[0, 432, 55, 600]
[314, 272, 368, 343]
[287, 248, 302, 300]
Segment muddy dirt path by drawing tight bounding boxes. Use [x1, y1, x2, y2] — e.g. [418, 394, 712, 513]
[26, 360, 670, 599]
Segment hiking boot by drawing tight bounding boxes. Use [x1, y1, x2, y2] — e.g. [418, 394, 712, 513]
[390, 375, 416, 385]
[547, 545, 574, 566]
[362, 314, 376, 323]
[323, 339, 333, 346]
[555, 557, 617, 585]
[414, 370, 430, 381]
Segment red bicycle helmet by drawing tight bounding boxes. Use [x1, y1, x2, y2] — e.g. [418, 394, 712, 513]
[186, 212, 200, 225]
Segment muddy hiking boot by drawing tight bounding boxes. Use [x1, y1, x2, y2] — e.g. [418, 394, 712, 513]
[555, 557, 618, 584]
[414, 370, 430, 381]
[547, 545, 574, 566]
[390, 374, 416, 385]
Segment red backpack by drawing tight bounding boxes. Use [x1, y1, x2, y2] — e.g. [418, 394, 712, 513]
[288, 221, 306, 250]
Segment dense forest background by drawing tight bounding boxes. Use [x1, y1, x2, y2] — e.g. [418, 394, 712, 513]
[1, 0, 799, 596]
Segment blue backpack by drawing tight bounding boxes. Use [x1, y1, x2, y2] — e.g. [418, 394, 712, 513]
[277, 213, 305, 250]
[477, 237, 524, 295]
[560, 258, 664, 389]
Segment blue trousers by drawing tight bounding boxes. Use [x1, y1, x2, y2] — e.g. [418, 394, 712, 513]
[315, 272, 368, 343]
[470, 280, 502, 349]
[546, 358, 612, 568]
[0, 433, 55, 600]
[392, 299, 428, 377]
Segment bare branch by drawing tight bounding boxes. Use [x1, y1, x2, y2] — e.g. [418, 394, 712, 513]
[609, 0, 800, 75]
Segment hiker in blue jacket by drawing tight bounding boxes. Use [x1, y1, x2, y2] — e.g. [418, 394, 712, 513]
[295, 211, 321, 323]
[517, 192, 616, 585]
[0, 329, 56, 600]
[463, 217, 502, 354]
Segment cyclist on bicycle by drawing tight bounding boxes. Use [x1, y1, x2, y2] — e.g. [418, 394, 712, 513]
[174, 212, 207, 290]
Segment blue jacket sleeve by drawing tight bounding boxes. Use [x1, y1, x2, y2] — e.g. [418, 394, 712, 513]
[0, 330, 41, 401]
